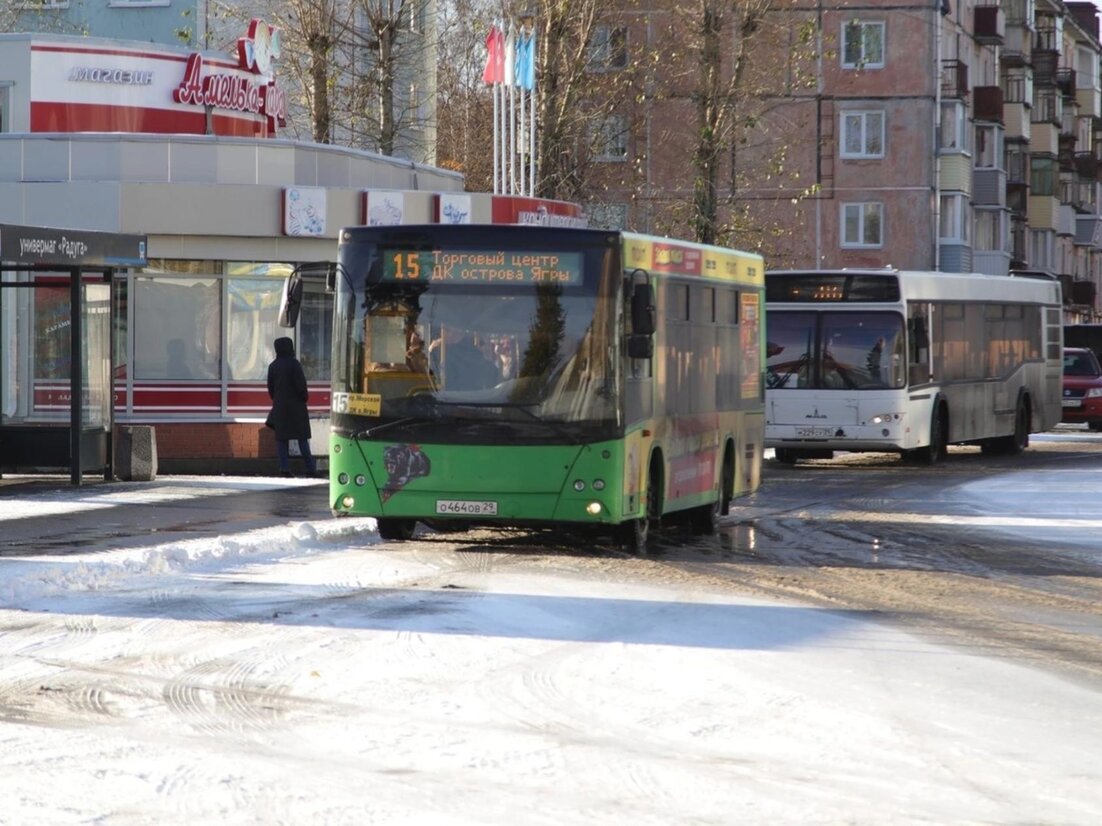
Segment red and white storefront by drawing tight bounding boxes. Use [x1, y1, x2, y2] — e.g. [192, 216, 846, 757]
[0, 30, 585, 474]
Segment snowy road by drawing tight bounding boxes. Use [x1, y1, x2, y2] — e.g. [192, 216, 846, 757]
[2, 434, 1102, 824]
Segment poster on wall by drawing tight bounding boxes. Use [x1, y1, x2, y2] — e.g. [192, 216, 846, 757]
[364, 190, 405, 226]
[282, 187, 327, 236]
[436, 193, 472, 224]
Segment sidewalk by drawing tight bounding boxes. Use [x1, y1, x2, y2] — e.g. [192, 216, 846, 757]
[0, 474, 329, 556]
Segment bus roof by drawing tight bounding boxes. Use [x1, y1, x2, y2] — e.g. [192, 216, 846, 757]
[765, 268, 1061, 305]
[622, 230, 763, 284]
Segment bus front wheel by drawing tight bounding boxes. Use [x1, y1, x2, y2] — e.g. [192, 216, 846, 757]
[377, 518, 416, 541]
[910, 405, 948, 465]
[983, 396, 1030, 456]
[619, 466, 658, 554]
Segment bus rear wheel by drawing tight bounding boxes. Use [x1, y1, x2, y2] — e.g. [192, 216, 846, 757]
[377, 518, 416, 541]
[691, 451, 733, 534]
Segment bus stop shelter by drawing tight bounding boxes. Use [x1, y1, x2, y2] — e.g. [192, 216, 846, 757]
[0, 223, 147, 485]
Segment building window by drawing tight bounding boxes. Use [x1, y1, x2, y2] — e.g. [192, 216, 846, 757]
[975, 210, 1008, 252]
[587, 25, 628, 72]
[842, 21, 884, 69]
[841, 202, 883, 247]
[939, 194, 971, 243]
[1031, 155, 1058, 196]
[974, 124, 1004, 169]
[840, 110, 885, 158]
[1077, 45, 1100, 91]
[590, 114, 628, 161]
[587, 202, 628, 230]
[939, 101, 969, 152]
[0, 83, 9, 133]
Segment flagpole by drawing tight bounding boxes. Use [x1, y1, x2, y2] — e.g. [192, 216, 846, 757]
[492, 79, 500, 194]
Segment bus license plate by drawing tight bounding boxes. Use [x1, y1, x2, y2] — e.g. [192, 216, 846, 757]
[436, 499, 498, 515]
[795, 426, 833, 437]
[1062, 399, 1082, 408]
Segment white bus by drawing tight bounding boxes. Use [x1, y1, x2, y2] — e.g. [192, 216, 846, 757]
[764, 268, 1063, 464]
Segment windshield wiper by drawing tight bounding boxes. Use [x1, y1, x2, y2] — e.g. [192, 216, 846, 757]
[354, 417, 419, 440]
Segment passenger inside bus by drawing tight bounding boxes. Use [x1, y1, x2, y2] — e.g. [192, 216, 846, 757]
[428, 326, 501, 391]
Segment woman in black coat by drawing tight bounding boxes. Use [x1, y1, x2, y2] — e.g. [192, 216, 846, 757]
[266, 336, 318, 477]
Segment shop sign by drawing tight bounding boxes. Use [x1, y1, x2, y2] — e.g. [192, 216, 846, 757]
[173, 18, 287, 133]
[0, 223, 147, 267]
[491, 196, 587, 227]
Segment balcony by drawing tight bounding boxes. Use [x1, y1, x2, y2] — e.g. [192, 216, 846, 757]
[1057, 69, 1077, 99]
[1034, 19, 1059, 53]
[942, 60, 969, 100]
[1076, 152, 1101, 180]
[1033, 51, 1057, 86]
[974, 5, 1005, 45]
[974, 86, 1004, 123]
[1072, 280, 1098, 308]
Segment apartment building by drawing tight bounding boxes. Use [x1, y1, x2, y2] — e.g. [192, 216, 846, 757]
[588, 0, 1102, 322]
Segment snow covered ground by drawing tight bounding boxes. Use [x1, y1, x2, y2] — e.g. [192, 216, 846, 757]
[1, 468, 1102, 824]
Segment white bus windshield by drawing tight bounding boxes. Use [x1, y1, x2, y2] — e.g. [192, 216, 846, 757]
[767, 310, 906, 390]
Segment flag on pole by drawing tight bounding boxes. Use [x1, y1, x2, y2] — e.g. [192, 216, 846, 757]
[504, 25, 516, 88]
[519, 32, 536, 91]
[482, 26, 503, 85]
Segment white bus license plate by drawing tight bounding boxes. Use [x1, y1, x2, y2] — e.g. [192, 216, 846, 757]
[795, 426, 833, 438]
[1062, 399, 1082, 408]
[436, 499, 498, 516]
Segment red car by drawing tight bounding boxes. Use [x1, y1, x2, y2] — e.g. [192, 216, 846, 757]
[1061, 347, 1102, 431]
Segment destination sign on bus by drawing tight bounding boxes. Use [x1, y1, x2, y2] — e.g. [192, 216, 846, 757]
[766, 273, 900, 303]
[381, 249, 583, 285]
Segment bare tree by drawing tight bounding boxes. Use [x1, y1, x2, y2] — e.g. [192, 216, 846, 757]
[435, 0, 497, 188]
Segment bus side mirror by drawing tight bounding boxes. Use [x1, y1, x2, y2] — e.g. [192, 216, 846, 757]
[278, 270, 304, 328]
[631, 283, 656, 335]
[627, 334, 654, 359]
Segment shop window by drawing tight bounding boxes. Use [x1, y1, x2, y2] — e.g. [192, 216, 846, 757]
[842, 20, 884, 69]
[133, 277, 222, 380]
[227, 278, 284, 381]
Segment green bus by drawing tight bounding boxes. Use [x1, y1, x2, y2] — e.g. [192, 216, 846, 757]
[327, 224, 765, 551]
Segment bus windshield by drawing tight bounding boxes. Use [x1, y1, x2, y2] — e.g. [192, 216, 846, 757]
[332, 243, 620, 441]
[767, 310, 905, 390]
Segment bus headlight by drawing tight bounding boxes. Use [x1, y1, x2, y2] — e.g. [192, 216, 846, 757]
[586, 501, 602, 515]
[340, 494, 355, 509]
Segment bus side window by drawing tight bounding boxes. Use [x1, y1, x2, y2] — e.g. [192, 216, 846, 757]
[908, 314, 930, 385]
